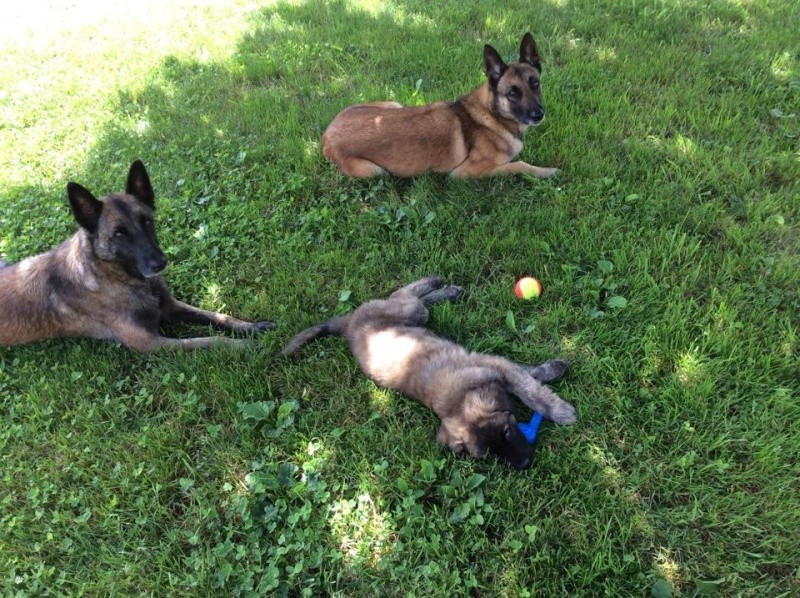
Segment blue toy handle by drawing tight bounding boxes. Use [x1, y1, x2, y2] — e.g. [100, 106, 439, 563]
[518, 411, 543, 444]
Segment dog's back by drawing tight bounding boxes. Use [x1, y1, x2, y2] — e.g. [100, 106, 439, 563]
[0, 243, 76, 345]
[322, 101, 467, 177]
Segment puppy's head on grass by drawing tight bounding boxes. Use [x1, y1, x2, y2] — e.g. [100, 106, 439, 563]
[436, 381, 534, 469]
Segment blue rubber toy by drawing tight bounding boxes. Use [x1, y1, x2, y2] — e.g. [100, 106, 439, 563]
[518, 411, 543, 444]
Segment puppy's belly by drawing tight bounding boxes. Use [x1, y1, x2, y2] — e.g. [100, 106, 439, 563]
[360, 329, 423, 387]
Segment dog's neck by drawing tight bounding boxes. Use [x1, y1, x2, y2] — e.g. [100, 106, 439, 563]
[51, 231, 101, 291]
[467, 84, 525, 140]
[67, 229, 147, 288]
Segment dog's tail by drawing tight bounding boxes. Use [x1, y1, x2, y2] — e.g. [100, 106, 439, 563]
[280, 314, 351, 356]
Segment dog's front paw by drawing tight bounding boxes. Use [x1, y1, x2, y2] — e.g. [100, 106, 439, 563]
[548, 399, 577, 425]
[252, 320, 277, 333]
[542, 167, 561, 178]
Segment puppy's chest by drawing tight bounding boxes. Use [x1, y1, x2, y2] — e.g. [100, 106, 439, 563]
[359, 329, 427, 386]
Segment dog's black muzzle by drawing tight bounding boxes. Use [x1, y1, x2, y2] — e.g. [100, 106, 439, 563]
[140, 253, 168, 278]
[529, 108, 545, 126]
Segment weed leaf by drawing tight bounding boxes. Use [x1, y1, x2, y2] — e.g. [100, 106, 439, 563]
[695, 578, 725, 595]
[651, 579, 673, 598]
[607, 295, 628, 309]
[506, 310, 517, 332]
[241, 401, 275, 421]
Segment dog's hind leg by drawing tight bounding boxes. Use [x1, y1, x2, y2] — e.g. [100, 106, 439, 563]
[390, 277, 445, 298]
[389, 277, 463, 307]
[491, 161, 561, 178]
[419, 285, 464, 306]
[338, 157, 387, 178]
[351, 296, 432, 329]
[160, 299, 276, 334]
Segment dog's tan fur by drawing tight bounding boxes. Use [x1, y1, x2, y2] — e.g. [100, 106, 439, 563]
[0, 161, 275, 351]
[322, 33, 559, 179]
[281, 277, 576, 468]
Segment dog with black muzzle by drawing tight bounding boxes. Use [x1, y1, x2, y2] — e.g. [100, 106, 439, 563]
[322, 33, 559, 179]
[281, 277, 576, 469]
[0, 160, 275, 351]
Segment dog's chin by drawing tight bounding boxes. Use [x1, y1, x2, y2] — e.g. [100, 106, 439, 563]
[141, 266, 167, 279]
[517, 116, 544, 131]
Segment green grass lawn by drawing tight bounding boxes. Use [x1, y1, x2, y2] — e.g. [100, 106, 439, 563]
[1, 0, 798, 595]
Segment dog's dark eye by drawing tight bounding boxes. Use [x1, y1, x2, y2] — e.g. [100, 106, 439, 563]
[143, 218, 154, 228]
[504, 427, 514, 440]
[529, 77, 540, 89]
[507, 86, 521, 101]
[113, 228, 128, 238]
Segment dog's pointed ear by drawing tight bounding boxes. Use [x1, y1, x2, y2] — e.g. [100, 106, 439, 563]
[483, 44, 507, 88]
[67, 182, 103, 233]
[126, 160, 155, 209]
[519, 32, 542, 72]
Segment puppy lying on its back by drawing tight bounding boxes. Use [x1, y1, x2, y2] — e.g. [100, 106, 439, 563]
[281, 277, 576, 469]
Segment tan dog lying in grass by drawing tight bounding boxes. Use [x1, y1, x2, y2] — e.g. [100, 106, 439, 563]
[322, 33, 560, 179]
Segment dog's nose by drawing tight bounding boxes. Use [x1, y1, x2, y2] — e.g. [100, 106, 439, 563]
[530, 108, 545, 123]
[148, 256, 168, 273]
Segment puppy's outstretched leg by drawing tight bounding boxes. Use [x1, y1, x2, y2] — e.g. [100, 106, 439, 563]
[476, 355, 577, 424]
[389, 277, 463, 306]
[419, 285, 464, 306]
[390, 276, 445, 298]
